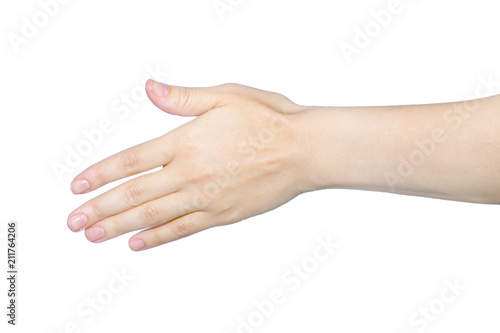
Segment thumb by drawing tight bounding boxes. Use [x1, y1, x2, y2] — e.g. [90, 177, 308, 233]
[146, 79, 221, 117]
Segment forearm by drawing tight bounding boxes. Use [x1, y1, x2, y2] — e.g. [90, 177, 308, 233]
[299, 94, 500, 204]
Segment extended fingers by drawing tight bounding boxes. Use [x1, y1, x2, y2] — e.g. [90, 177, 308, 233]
[70, 134, 174, 194]
[67, 167, 180, 232]
[84, 191, 198, 243]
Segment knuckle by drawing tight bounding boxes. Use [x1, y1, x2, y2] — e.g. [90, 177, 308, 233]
[172, 217, 192, 238]
[178, 202, 192, 216]
[175, 86, 193, 109]
[175, 142, 201, 166]
[105, 217, 119, 234]
[219, 83, 245, 99]
[220, 83, 242, 92]
[178, 165, 203, 185]
[142, 205, 160, 226]
[122, 152, 140, 173]
[277, 93, 292, 105]
[218, 208, 240, 225]
[124, 184, 144, 207]
[87, 166, 103, 185]
[88, 201, 104, 220]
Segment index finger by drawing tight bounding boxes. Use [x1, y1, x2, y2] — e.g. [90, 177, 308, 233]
[70, 134, 174, 194]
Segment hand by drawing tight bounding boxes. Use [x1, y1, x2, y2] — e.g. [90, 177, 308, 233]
[68, 80, 310, 251]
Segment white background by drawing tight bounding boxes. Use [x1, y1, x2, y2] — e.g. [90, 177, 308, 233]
[1, 0, 500, 332]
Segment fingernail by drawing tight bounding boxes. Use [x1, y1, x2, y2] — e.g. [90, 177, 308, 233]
[129, 239, 146, 251]
[68, 213, 88, 232]
[148, 79, 169, 98]
[71, 179, 90, 194]
[86, 226, 105, 242]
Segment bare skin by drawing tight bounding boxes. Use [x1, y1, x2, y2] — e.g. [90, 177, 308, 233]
[67, 80, 500, 251]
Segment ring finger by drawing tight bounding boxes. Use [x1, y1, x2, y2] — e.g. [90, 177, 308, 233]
[84, 190, 198, 243]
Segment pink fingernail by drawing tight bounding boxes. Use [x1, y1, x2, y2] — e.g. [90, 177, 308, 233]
[68, 213, 88, 232]
[129, 239, 146, 251]
[71, 179, 90, 194]
[86, 226, 105, 242]
[148, 79, 169, 98]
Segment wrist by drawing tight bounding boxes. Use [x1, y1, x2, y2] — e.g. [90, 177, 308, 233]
[309, 107, 345, 191]
[289, 107, 346, 192]
[292, 106, 386, 193]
